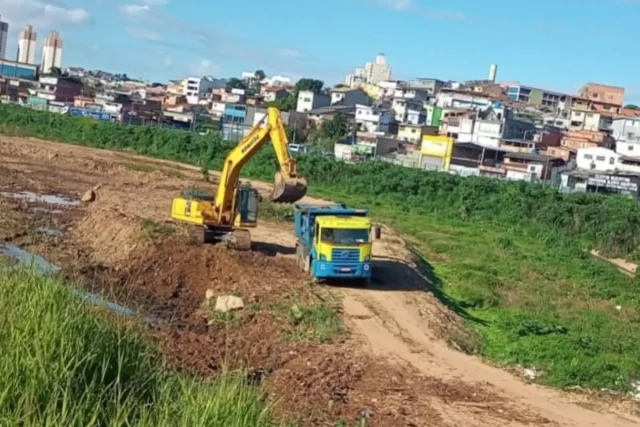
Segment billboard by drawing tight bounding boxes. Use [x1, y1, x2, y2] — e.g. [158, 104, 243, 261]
[586, 173, 640, 197]
[68, 107, 115, 122]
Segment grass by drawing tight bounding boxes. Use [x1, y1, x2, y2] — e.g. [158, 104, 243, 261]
[259, 201, 295, 223]
[283, 301, 344, 344]
[0, 268, 287, 427]
[141, 218, 177, 243]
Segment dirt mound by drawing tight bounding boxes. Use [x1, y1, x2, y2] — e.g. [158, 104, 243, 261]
[71, 206, 144, 265]
[116, 241, 307, 323]
[271, 347, 551, 427]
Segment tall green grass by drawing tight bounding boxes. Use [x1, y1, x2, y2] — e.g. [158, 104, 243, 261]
[0, 268, 283, 427]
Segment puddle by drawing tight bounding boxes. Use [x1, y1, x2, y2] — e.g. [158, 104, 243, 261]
[36, 227, 63, 237]
[0, 191, 81, 207]
[29, 207, 63, 215]
[0, 244, 155, 324]
[0, 244, 61, 276]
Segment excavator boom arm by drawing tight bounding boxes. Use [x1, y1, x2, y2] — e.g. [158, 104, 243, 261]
[214, 107, 307, 223]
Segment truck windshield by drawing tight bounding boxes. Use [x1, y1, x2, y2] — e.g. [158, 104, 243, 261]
[321, 228, 369, 245]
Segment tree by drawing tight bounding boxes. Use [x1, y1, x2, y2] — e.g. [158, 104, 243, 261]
[226, 78, 247, 90]
[624, 104, 640, 110]
[334, 83, 348, 89]
[254, 70, 266, 81]
[47, 67, 63, 76]
[319, 113, 349, 140]
[267, 95, 296, 112]
[294, 78, 324, 94]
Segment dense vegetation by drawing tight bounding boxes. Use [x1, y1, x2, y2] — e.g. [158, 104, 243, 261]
[2, 104, 640, 392]
[0, 268, 282, 426]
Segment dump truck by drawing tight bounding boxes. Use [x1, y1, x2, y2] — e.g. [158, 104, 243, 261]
[294, 203, 378, 282]
[170, 107, 307, 250]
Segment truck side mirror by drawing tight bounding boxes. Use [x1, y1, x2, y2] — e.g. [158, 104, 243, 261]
[373, 226, 382, 240]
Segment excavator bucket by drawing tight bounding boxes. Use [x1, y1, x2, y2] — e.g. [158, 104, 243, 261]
[272, 172, 307, 203]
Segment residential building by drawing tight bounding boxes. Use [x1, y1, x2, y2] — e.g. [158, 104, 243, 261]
[35, 76, 83, 102]
[546, 146, 575, 162]
[307, 105, 356, 127]
[448, 142, 506, 177]
[364, 54, 392, 84]
[561, 130, 614, 151]
[355, 104, 394, 133]
[410, 78, 445, 95]
[578, 83, 624, 107]
[561, 169, 640, 197]
[330, 87, 370, 106]
[296, 90, 330, 112]
[183, 76, 225, 105]
[394, 87, 430, 103]
[392, 98, 424, 123]
[41, 31, 63, 74]
[221, 89, 246, 104]
[505, 83, 571, 112]
[0, 16, 7, 59]
[167, 79, 185, 95]
[436, 89, 495, 110]
[334, 132, 400, 161]
[502, 152, 566, 181]
[569, 109, 605, 131]
[419, 135, 454, 171]
[261, 86, 289, 102]
[344, 68, 365, 88]
[397, 124, 437, 144]
[0, 58, 37, 79]
[346, 54, 392, 86]
[612, 117, 640, 156]
[17, 25, 37, 64]
[576, 147, 621, 172]
[262, 75, 292, 88]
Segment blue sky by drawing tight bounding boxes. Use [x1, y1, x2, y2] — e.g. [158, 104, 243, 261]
[3, 0, 640, 102]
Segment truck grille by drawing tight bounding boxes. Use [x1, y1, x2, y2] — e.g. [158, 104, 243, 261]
[331, 248, 360, 264]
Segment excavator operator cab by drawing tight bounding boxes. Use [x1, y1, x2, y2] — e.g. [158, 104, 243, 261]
[234, 186, 260, 228]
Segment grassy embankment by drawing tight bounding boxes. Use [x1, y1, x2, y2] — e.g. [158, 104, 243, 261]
[0, 268, 286, 427]
[1, 104, 639, 392]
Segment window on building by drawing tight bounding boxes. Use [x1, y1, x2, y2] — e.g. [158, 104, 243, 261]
[574, 112, 583, 117]
[587, 113, 594, 117]
[628, 133, 636, 139]
[583, 154, 593, 160]
[629, 145, 635, 151]
[609, 157, 615, 165]
[596, 156, 605, 161]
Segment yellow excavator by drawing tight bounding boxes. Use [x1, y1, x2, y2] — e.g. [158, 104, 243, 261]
[170, 107, 307, 250]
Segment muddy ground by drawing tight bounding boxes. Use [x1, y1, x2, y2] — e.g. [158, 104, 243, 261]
[1, 136, 639, 427]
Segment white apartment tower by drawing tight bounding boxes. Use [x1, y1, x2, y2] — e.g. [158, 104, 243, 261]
[18, 25, 37, 64]
[364, 53, 392, 84]
[41, 31, 63, 73]
[0, 16, 8, 59]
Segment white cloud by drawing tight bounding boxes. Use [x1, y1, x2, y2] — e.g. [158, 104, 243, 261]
[119, 4, 150, 17]
[0, 0, 91, 27]
[140, 0, 168, 4]
[277, 48, 302, 59]
[128, 27, 160, 41]
[364, 0, 414, 10]
[163, 55, 172, 67]
[192, 59, 219, 76]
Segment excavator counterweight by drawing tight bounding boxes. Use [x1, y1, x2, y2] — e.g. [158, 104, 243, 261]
[171, 107, 307, 250]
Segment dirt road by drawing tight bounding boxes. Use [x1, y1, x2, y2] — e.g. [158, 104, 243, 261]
[1, 135, 638, 426]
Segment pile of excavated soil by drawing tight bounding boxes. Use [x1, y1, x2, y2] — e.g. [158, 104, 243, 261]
[114, 241, 308, 323]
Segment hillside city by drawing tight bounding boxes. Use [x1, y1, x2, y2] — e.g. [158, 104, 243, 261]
[2, 19, 640, 199]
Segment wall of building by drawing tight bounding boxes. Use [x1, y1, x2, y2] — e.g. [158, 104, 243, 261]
[576, 147, 620, 171]
[296, 90, 330, 112]
[420, 135, 454, 170]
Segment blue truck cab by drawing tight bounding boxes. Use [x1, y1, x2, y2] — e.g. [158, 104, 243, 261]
[293, 204, 374, 281]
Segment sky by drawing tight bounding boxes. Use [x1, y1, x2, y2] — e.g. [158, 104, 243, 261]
[2, 0, 640, 102]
